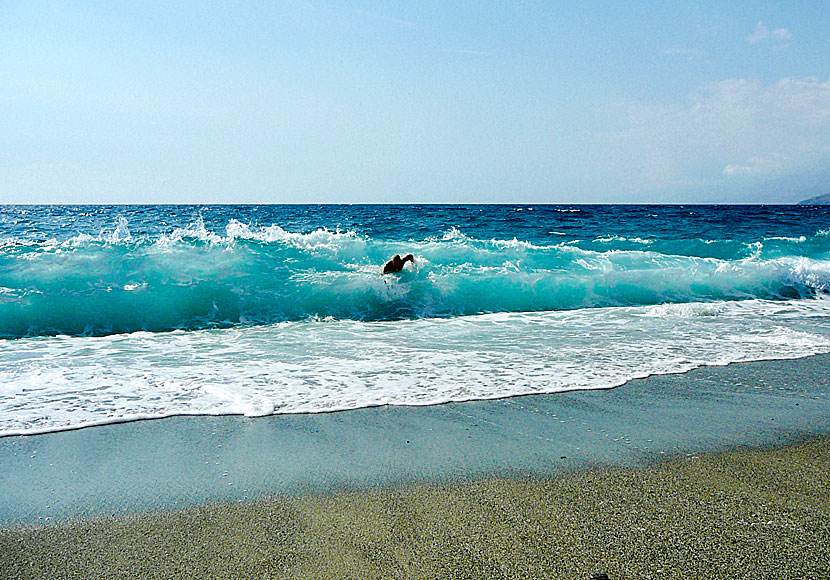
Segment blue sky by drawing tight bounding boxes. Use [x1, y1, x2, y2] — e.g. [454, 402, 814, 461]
[1, 1, 828, 204]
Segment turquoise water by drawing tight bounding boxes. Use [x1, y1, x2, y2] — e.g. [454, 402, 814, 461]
[2, 204, 830, 436]
[2, 205, 830, 337]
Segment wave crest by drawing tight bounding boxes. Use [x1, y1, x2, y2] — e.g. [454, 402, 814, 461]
[2, 218, 830, 338]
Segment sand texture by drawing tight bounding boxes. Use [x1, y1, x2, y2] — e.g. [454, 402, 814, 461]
[2, 436, 829, 580]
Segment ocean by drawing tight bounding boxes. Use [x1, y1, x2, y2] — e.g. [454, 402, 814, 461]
[2, 204, 830, 438]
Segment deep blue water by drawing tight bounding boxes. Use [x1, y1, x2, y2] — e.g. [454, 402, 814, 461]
[4, 203, 830, 245]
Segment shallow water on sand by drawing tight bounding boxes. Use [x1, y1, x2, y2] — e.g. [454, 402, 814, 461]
[1, 354, 828, 526]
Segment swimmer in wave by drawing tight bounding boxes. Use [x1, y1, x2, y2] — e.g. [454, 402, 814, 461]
[382, 253, 415, 275]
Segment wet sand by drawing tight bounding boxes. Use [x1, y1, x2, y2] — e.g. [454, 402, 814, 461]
[1, 435, 829, 579]
[3, 354, 830, 526]
[1, 354, 829, 579]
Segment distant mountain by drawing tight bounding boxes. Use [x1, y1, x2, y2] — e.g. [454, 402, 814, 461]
[798, 193, 830, 205]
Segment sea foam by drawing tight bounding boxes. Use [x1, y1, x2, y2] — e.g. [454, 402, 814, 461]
[3, 206, 830, 436]
[2, 298, 830, 436]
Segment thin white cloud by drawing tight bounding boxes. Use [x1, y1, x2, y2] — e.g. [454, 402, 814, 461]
[598, 76, 830, 190]
[722, 164, 752, 176]
[723, 154, 786, 176]
[747, 21, 792, 44]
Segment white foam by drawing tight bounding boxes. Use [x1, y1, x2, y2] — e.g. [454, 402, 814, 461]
[594, 235, 653, 245]
[223, 219, 363, 250]
[765, 235, 807, 242]
[2, 298, 830, 436]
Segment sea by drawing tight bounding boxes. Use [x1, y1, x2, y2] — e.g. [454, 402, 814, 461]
[2, 204, 830, 438]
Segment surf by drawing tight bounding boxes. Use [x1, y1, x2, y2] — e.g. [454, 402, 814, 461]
[1, 216, 830, 338]
[3, 297, 830, 437]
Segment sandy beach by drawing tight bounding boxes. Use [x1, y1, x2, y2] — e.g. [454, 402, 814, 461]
[1, 434, 828, 579]
[1, 354, 830, 579]
[5, 0, 830, 574]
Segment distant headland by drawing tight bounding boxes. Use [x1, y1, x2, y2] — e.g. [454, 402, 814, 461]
[798, 193, 830, 205]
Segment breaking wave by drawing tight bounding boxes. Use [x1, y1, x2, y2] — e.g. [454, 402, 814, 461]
[1, 216, 830, 338]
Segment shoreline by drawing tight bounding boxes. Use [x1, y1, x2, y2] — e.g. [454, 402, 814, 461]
[2, 353, 829, 527]
[1, 353, 828, 577]
[2, 434, 828, 579]
[2, 349, 828, 441]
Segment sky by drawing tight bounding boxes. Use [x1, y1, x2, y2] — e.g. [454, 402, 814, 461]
[1, 1, 828, 204]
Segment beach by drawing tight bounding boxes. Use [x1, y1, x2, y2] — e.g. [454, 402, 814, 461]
[5, 0, 830, 569]
[2, 205, 830, 578]
[1, 434, 828, 579]
[2, 354, 829, 579]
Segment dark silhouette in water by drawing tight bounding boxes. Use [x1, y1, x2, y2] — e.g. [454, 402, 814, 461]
[382, 253, 415, 274]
